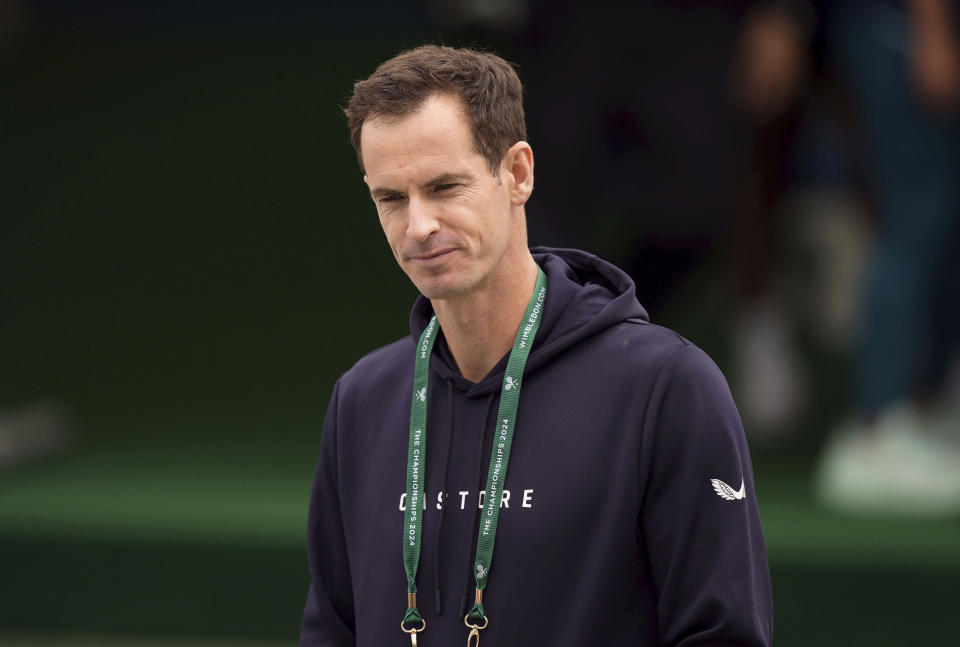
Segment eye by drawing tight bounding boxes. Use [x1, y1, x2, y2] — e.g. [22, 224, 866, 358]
[380, 193, 404, 203]
[434, 183, 457, 192]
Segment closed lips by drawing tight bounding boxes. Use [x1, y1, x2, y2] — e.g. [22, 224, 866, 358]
[411, 249, 456, 260]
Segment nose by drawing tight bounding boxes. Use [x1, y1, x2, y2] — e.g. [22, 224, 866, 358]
[405, 194, 440, 242]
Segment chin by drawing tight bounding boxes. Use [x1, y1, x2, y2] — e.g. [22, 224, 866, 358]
[411, 273, 474, 301]
[415, 282, 464, 301]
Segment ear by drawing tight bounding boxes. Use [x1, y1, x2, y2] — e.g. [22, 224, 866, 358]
[503, 141, 534, 206]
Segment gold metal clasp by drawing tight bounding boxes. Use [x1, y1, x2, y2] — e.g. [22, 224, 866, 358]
[401, 618, 426, 647]
[463, 615, 489, 631]
[463, 589, 489, 647]
[402, 594, 425, 645]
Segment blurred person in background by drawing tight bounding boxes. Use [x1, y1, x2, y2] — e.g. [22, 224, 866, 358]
[728, 0, 821, 438]
[515, 0, 822, 437]
[815, 0, 960, 515]
[521, 0, 763, 308]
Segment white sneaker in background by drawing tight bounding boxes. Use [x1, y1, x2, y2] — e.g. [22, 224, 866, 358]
[815, 402, 960, 516]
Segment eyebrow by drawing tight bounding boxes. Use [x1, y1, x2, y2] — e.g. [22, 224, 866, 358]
[369, 173, 472, 199]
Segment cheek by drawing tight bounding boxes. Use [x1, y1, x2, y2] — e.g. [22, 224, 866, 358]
[479, 203, 511, 249]
[465, 197, 507, 245]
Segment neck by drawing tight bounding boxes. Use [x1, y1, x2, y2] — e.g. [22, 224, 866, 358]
[432, 252, 539, 383]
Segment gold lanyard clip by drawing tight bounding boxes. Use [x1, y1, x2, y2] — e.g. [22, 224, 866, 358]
[400, 620, 425, 646]
[464, 590, 488, 647]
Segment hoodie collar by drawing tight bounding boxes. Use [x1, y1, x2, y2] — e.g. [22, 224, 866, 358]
[408, 247, 649, 396]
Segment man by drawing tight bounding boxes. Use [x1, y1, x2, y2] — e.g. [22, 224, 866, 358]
[301, 45, 772, 647]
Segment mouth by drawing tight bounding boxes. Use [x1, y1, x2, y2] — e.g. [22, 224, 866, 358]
[408, 248, 457, 263]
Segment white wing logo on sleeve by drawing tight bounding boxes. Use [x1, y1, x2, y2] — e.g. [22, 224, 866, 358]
[710, 478, 746, 501]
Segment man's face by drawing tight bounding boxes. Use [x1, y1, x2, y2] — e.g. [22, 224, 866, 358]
[361, 94, 515, 301]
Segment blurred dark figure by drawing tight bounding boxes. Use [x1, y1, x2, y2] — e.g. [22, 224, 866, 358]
[516, 0, 817, 434]
[727, 1, 823, 437]
[522, 0, 755, 306]
[816, 0, 960, 515]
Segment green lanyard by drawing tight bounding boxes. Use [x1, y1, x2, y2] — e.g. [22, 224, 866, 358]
[401, 267, 548, 647]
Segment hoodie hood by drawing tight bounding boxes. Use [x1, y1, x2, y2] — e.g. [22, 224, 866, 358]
[408, 247, 649, 395]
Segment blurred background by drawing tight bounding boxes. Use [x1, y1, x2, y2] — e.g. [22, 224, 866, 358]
[1, 0, 958, 645]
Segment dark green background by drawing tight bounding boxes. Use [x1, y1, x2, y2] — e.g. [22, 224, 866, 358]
[2, 36, 419, 431]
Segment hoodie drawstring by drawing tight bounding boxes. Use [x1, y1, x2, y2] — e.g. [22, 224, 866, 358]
[428, 383, 498, 618]
[433, 378, 456, 614]
[459, 391, 497, 618]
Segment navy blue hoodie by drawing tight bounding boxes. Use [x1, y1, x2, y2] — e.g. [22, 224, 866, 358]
[301, 248, 773, 646]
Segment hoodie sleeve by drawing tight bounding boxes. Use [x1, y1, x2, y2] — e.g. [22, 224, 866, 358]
[300, 380, 357, 647]
[639, 344, 773, 647]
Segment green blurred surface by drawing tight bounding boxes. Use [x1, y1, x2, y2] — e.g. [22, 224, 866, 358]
[757, 464, 960, 569]
[2, 444, 960, 645]
[0, 636, 291, 647]
[0, 441, 312, 547]
[3, 444, 959, 566]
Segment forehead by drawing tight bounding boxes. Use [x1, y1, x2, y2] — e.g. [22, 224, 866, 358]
[360, 94, 482, 183]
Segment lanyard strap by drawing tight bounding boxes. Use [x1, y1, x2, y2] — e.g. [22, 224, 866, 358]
[401, 314, 438, 635]
[401, 267, 548, 643]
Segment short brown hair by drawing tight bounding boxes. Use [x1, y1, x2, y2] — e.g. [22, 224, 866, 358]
[345, 45, 526, 175]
